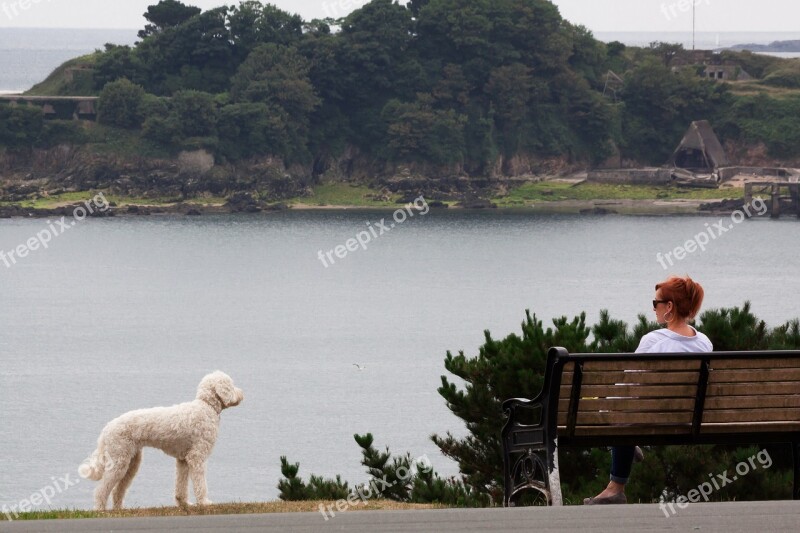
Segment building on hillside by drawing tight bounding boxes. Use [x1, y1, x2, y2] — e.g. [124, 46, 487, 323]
[669, 51, 752, 81]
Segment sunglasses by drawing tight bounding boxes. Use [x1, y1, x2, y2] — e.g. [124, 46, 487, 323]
[652, 299, 669, 309]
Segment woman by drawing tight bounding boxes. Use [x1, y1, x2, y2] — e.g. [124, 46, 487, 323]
[583, 275, 712, 505]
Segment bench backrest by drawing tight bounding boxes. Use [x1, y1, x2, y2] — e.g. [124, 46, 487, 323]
[550, 349, 800, 444]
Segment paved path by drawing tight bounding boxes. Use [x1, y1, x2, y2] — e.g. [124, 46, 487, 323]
[2, 501, 800, 532]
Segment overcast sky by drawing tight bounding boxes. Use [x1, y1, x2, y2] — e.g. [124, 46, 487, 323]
[1, 0, 799, 32]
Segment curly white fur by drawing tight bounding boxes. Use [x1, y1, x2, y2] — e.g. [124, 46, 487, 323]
[79, 371, 243, 510]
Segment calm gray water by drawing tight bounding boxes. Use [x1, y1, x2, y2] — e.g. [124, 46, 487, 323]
[1, 209, 799, 511]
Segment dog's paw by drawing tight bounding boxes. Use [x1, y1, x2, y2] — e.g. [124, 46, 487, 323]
[197, 499, 213, 506]
[176, 498, 192, 508]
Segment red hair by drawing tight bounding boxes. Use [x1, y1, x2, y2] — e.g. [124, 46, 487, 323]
[656, 275, 705, 320]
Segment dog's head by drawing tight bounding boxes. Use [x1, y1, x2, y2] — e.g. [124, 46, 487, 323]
[197, 371, 244, 412]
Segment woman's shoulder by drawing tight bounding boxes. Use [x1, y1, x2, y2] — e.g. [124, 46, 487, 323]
[635, 329, 670, 353]
[693, 329, 714, 351]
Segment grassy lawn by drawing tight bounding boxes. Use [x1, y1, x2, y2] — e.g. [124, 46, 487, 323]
[288, 183, 402, 207]
[8, 192, 169, 209]
[25, 53, 101, 97]
[2, 500, 444, 521]
[3, 191, 228, 210]
[727, 81, 800, 98]
[493, 181, 743, 207]
[1, 181, 745, 211]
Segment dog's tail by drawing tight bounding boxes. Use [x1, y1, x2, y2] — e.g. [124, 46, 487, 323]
[78, 437, 107, 481]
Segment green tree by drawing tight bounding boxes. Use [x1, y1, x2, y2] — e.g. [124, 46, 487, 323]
[170, 90, 218, 138]
[382, 97, 467, 165]
[138, 0, 202, 39]
[217, 102, 289, 160]
[135, 6, 234, 95]
[277, 456, 350, 500]
[229, 1, 303, 62]
[93, 45, 146, 90]
[231, 43, 320, 161]
[0, 104, 44, 148]
[485, 64, 535, 155]
[98, 78, 146, 128]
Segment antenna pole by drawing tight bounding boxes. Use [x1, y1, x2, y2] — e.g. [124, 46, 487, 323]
[693, 2, 696, 50]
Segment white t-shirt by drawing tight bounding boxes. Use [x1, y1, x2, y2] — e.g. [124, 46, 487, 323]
[635, 326, 713, 354]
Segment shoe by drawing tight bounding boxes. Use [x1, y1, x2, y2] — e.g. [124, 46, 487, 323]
[583, 492, 627, 505]
[633, 446, 644, 463]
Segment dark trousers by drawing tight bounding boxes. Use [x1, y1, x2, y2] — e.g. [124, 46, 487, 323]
[610, 446, 635, 484]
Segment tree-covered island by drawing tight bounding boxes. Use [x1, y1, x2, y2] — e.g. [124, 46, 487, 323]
[1, 0, 800, 215]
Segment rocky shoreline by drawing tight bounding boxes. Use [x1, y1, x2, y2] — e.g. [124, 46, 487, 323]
[0, 196, 749, 219]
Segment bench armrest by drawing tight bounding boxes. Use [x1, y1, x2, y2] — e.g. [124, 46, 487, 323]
[502, 397, 536, 411]
[502, 397, 543, 428]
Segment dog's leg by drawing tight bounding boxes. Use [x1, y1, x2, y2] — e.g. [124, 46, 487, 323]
[175, 459, 190, 507]
[187, 454, 212, 506]
[111, 450, 142, 510]
[94, 455, 131, 511]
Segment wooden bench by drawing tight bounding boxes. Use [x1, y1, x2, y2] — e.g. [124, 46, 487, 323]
[502, 347, 800, 506]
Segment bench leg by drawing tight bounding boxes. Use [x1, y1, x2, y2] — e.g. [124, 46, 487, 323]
[793, 442, 799, 500]
[547, 437, 563, 506]
[504, 444, 553, 506]
[503, 442, 513, 507]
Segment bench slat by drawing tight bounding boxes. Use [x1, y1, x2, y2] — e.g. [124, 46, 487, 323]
[561, 384, 697, 398]
[704, 395, 800, 409]
[572, 411, 693, 425]
[558, 408, 696, 425]
[702, 408, 800, 424]
[582, 360, 701, 371]
[559, 425, 692, 437]
[708, 369, 800, 383]
[699, 421, 800, 434]
[707, 382, 800, 396]
[563, 371, 699, 385]
[710, 358, 800, 369]
[559, 398, 696, 412]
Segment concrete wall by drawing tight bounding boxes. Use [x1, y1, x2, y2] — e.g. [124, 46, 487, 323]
[587, 168, 672, 185]
[718, 166, 794, 181]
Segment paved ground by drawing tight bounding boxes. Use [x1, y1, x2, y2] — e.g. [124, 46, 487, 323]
[2, 501, 799, 532]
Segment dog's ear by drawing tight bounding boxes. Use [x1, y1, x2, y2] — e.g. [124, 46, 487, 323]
[214, 376, 239, 407]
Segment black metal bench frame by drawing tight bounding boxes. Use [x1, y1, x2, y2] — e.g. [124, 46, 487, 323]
[502, 347, 800, 506]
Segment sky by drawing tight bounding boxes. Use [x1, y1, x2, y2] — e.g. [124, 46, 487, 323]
[0, 0, 799, 32]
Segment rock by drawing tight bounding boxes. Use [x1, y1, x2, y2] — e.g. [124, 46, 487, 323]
[226, 192, 262, 213]
[699, 199, 745, 212]
[186, 208, 202, 216]
[457, 199, 498, 209]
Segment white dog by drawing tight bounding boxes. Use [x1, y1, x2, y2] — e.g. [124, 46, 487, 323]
[79, 371, 243, 510]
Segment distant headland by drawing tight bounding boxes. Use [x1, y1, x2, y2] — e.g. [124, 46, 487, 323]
[726, 39, 800, 53]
